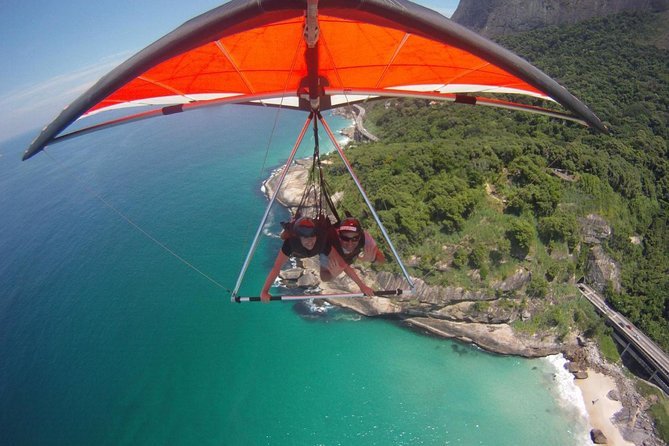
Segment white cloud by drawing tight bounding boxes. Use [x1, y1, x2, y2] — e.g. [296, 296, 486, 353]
[0, 54, 130, 143]
[431, 7, 456, 18]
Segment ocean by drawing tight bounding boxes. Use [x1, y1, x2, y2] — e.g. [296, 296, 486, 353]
[0, 105, 591, 445]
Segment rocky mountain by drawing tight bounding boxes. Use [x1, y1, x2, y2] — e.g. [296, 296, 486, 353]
[451, 0, 669, 37]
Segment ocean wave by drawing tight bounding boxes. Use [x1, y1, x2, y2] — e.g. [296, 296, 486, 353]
[542, 354, 592, 445]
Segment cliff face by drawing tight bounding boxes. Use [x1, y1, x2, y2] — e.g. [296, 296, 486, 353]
[451, 0, 669, 37]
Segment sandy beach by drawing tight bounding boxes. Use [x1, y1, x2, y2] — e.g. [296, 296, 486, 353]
[575, 370, 634, 445]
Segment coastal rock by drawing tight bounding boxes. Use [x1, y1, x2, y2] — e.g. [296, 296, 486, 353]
[327, 295, 402, 316]
[566, 361, 582, 373]
[607, 389, 620, 402]
[375, 272, 492, 308]
[405, 318, 563, 357]
[433, 301, 517, 324]
[590, 428, 607, 444]
[264, 159, 335, 213]
[297, 270, 320, 288]
[574, 371, 589, 379]
[279, 268, 303, 281]
[585, 245, 621, 293]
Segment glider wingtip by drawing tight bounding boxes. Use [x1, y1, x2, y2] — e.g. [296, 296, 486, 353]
[22, 141, 44, 161]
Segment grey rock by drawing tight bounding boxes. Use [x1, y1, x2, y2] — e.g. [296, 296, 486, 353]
[297, 270, 320, 288]
[491, 267, 531, 292]
[585, 245, 621, 293]
[579, 214, 612, 245]
[452, 0, 669, 38]
[279, 268, 303, 281]
[607, 389, 620, 401]
[590, 428, 607, 444]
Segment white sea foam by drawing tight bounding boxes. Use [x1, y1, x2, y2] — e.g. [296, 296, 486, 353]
[338, 136, 352, 147]
[542, 354, 592, 445]
[303, 297, 330, 313]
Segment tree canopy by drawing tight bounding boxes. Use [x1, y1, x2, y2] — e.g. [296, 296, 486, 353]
[325, 11, 668, 350]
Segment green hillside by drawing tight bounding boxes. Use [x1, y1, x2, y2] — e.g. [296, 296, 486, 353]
[325, 11, 668, 351]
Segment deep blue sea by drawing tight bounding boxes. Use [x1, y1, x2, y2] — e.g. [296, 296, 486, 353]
[0, 105, 591, 445]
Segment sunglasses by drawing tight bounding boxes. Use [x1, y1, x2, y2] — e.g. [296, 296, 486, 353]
[339, 234, 360, 242]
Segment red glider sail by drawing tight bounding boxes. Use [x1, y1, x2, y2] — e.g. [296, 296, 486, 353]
[23, 0, 606, 160]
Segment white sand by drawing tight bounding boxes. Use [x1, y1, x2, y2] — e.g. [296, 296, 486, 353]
[575, 370, 634, 446]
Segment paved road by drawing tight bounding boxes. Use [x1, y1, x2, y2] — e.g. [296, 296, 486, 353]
[352, 105, 379, 142]
[577, 283, 669, 384]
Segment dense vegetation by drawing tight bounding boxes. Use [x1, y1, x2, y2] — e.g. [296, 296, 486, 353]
[324, 12, 668, 351]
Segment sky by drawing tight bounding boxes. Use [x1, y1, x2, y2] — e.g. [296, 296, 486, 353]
[0, 0, 460, 144]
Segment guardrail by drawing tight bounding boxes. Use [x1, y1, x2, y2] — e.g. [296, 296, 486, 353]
[576, 283, 669, 395]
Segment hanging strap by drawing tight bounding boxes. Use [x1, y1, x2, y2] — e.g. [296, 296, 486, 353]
[294, 117, 341, 224]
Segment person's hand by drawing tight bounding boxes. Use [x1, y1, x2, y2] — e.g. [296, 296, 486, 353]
[363, 241, 375, 259]
[260, 290, 271, 303]
[329, 254, 344, 270]
[359, 283, 375, 297]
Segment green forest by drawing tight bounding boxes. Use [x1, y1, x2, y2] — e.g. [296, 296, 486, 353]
[324, 12, 668, 351]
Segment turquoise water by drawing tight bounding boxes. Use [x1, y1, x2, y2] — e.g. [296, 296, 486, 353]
[0, 106, 590, 445]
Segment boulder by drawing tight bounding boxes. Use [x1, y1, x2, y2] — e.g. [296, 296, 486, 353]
[607, 389, 620, 402]
[590, 428, 607, 444]
[566, 362, 581, 373]
[279, 268, 303, 281]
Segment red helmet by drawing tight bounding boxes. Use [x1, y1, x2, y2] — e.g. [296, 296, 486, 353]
[293, 217, 317, 237]
[339, 217, 362, 234]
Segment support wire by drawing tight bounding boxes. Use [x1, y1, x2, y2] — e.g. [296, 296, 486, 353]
[230, 113, 314, 301]
[317, 113, 416, 292]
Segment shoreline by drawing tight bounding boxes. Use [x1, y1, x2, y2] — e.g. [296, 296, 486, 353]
[259, 108, 658, 446]
[575, 369, 635, 445]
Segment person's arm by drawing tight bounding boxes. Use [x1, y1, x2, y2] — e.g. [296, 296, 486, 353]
[363, 232, 385, 264]
[329, 248, 374, 296]
[260, 250, 289, 302]
[373, 247, 386, 264]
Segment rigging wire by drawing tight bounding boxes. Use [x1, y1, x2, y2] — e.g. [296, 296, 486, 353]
[43, 148, 232, 293]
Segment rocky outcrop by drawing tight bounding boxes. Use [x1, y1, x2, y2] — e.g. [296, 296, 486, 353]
[579, 213, 612, 245]
[586, 245, 621, 293]
[264, 159, 320, 213]
[452, 0, 669, 37]
[577, 213, 621, 292]
[405, 318, 563, 357]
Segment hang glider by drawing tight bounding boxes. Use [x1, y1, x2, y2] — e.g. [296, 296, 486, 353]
[23, 0, 606, 161]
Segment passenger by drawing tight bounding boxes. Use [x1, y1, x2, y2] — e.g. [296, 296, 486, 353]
[320, 217, 385, 281]
[260, 216, 374, 302]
